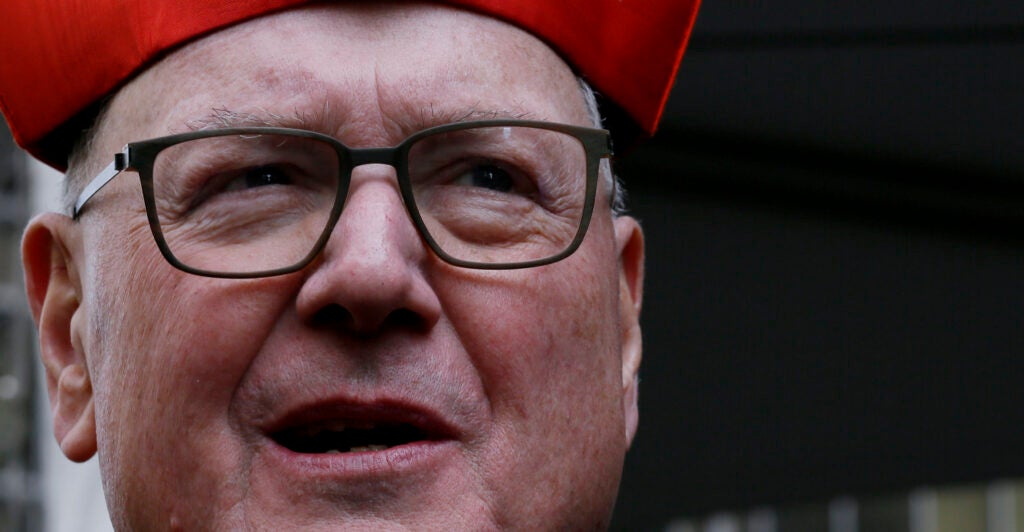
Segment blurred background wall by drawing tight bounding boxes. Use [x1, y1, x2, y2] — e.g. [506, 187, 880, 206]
[612, 1, 1024, 529]
[1, 111, 43, 530]
[1, 1, 1023, 531]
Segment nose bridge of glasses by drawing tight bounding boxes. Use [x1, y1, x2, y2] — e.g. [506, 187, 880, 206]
[348, 146, 402, 168]
[342, 147, 412, 209]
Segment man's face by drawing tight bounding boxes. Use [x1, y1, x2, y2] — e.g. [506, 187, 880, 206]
[24, 4, 644, 529]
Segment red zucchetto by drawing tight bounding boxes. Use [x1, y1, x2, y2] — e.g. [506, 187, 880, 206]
[0, 0, 700, 170]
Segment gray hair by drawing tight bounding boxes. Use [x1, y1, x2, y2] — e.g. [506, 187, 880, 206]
[64, 102, 111, 215]
[578, 78, 627, 215]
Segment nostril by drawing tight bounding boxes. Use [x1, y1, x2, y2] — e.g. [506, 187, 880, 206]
[310, 304, 355, 330]
[381, 308, 429, 334]
[308, 304, 428, 336]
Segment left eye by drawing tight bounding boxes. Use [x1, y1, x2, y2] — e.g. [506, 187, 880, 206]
[237, 165, 292, 189]
[455, 164, 515, 192]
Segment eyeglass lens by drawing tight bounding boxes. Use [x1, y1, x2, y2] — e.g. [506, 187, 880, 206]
[149, 125, 589, 274]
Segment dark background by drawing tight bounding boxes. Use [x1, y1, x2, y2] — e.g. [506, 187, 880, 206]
[611, 1, 1024, 528]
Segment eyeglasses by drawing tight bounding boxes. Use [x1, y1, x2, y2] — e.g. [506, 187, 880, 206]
[73, 120, 612, 278]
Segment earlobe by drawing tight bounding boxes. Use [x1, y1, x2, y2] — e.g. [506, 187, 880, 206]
[613, 216, 644, 447]
[54, 365, 98, 461]
[22, 213, 97, 462]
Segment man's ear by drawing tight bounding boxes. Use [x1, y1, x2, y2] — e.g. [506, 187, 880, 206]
[22, 213, 97, 462]
[614, 216, 644, 448]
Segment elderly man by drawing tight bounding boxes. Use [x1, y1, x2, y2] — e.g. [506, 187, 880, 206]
[3, 1, 698, 529]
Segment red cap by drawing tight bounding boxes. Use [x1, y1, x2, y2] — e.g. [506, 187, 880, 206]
[0, 0, 700, 170]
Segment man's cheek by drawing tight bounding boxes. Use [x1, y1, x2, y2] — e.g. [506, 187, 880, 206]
[441, 268, 611, 395]
[94, 270, 296, 422]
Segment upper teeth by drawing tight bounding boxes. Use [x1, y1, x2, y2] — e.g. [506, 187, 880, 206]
[350, 445, 388, 452]
[299, 419, 362, 435]
[297, 420, 378, 437]
[273, 419, 422, 455]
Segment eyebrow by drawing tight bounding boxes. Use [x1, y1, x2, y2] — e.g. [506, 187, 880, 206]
[416, 105, 535, 127]
[186, 106, 329, 132]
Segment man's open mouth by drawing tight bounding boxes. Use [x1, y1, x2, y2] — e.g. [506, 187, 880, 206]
[271, 421, 431, 454]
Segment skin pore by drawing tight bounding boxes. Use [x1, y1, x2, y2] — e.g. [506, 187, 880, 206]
[23, 4, 644, 530]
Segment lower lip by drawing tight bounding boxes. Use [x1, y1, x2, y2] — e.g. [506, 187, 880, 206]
[262, 438, 460, 481]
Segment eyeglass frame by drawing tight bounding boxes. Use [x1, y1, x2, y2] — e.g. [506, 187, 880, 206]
[72, 119, 614, 278]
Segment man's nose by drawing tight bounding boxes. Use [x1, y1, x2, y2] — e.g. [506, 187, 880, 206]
[294, 166, 442, 336]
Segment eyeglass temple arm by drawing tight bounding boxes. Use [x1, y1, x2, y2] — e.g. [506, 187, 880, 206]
[73, 151, 129, 219]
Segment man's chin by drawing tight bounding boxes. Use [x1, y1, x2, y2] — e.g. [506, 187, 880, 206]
[234, 438, 483, 527]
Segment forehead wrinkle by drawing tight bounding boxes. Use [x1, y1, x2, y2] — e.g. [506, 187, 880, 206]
[368, 60, 545, 139]
[369, 73, 578, 139]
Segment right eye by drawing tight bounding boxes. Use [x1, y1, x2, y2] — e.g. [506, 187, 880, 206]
[172, 160, 323, 217]
[152, 133, 342, 223]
